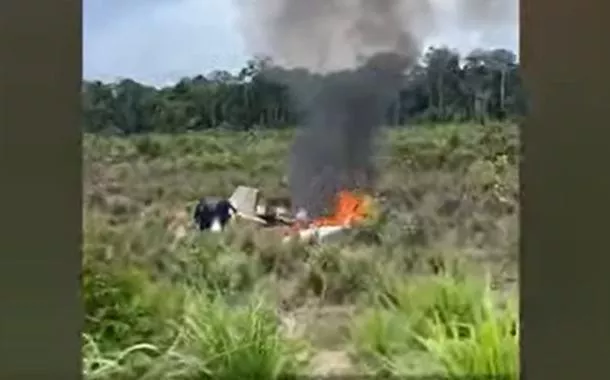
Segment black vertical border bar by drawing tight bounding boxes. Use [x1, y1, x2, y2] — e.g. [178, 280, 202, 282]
[520, 0, 610, 378]
[0, 0, 82, 378]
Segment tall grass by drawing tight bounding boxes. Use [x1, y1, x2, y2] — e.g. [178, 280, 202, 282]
[165, 292, 308, 380]
[83, 272, 309, 380]
[83, 123, 520, 378]
[83, 335, 161, 380]
[351, 269, 519, 378]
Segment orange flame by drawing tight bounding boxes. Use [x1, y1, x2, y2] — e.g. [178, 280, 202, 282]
[283, 191, 373, 239]
[310, 190, 371, 227]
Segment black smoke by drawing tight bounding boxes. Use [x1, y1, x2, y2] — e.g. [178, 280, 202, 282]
[232, 0, 514, 216]
[265, 52, 412, 216]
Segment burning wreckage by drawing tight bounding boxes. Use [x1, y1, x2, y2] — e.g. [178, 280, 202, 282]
[193, 186, 378, 243]
[193, 50, 412, 243]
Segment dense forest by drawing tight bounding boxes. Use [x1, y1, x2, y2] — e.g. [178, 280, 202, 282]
[82, 46, 526, 134]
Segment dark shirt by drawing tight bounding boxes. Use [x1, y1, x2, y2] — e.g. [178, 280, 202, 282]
[193, 198, 237, 230]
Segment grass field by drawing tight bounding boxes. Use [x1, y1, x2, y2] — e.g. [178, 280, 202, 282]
[83, 123, 520, 379]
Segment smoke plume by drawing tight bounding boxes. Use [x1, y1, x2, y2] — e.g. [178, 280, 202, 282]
[266, 52, 413, 216]
[233, 0, 432, 216]
[233, 0, 514, 216]
[235, 0, 434, 73]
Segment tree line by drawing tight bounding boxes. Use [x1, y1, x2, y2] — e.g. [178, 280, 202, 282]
[82, 46, 526, 134]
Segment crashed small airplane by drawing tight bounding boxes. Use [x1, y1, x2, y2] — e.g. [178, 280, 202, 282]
[284, 190, 376, 242]
[193, 185, 377, 243]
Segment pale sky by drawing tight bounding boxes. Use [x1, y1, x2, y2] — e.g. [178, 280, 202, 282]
[83, 0, 518, 86]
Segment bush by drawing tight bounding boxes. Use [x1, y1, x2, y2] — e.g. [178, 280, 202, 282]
[165, 292, 309, 380]
[350, 272, 518, 378]
[82, 288, 309, 380]
[82, 263, 183, 351]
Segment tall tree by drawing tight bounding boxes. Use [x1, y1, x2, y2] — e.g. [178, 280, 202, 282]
[81, 45, 525, 134]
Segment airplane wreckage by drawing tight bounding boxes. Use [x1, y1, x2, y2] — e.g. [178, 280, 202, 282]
[193, 186, 380, 243]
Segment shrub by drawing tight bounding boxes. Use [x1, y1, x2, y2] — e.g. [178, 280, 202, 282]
[350, 272, 518, 378]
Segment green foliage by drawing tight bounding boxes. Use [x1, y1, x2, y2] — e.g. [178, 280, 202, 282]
[82, 262, 183, 351]
[82, 47, 524, 134]
[83, 336, 161, 380]
[83, 123, 519, 378]
[82, 283, 308, 380]
[167, 293, 308, 380]
[416, 296, 518, 378]
[351, 271, 518, 378]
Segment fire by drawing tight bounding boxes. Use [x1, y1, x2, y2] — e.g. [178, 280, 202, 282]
[289, 190, 374, 231]
[311, 190, 371, 227]
[281, 190, 376, 242]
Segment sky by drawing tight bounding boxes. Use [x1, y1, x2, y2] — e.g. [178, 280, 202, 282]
[83, 0, 518, 87]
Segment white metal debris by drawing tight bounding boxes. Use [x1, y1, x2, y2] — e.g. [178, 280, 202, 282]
[229, 186, 260, 216]
[283, 224, 351, 244]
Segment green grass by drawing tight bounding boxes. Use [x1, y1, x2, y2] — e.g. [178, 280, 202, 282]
[83, 123, 520, 378]
[83, 286, 308, 380]
[351, 271, 518, 377]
